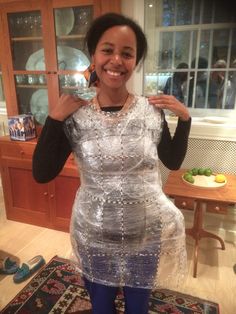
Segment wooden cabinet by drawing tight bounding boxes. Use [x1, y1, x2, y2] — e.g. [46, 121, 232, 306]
[0, 0, 121, 231]
[0, 0, 121, 123]
[0, 136, 80, 231]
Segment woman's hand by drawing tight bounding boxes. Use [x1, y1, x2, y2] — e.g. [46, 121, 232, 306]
[148, 94, 190, 121]
[49, 94, 88, 121]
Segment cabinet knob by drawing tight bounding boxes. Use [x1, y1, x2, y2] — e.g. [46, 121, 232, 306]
[43, 192, 48, 196]
[215, 206, 220, 211]
[182, 201, 187, 207]
[50, 194, 54, 198]
[20, 150, 25, 155]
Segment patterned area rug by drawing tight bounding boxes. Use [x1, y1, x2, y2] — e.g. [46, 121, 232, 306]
[0, 256, 219, 314]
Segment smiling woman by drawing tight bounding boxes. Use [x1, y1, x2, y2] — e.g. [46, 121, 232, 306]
[33, 11, 192, 314]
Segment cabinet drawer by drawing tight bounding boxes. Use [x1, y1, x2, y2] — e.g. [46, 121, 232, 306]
[0, 142, 35, 159]
[206, 202, 228, 214]
[174, 197, 195, 210]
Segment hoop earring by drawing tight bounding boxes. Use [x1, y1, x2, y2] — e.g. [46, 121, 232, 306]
[84, 64, 98, 87]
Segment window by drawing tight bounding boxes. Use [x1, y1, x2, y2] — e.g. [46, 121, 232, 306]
[144, 0, 236, 111]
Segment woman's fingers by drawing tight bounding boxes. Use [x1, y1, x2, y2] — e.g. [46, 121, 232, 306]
[147, 95, 190, 121]
[50, 94, 89, 121]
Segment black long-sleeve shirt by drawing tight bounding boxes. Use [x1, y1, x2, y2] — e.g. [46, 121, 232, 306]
[33, 114, 191, 183]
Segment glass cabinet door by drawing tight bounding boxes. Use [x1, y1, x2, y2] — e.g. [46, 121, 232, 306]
[54, 5, 93, 95]
[8, 10, 48, 125]
[0, 64, 5, 103]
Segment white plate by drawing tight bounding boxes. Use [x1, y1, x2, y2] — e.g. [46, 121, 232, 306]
[30, 90, 48, 125]
[26, 46, 90, 71]
[54, 8, 74, 36]
[203, 116, 229, 124]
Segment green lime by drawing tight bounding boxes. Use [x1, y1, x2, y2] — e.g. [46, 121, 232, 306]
[183, 172, 194, 183]
[187, 169, 193, 175]
[183, 172, 191, 180]
[198, 168, 205, 175]
[191, 168, 199, 176]
[204, 168, 213, 176]
[186, 176, 195, 184]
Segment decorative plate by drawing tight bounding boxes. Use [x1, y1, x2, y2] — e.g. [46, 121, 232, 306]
[54, 8, 75, 36]
[30, 89, 48, 125]
[26, 46, 90, 71]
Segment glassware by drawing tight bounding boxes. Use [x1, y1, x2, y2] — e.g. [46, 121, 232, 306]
[73, 86, 97, 100]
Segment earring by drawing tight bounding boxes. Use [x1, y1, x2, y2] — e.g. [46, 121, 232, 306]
[83, 64, 99, 87]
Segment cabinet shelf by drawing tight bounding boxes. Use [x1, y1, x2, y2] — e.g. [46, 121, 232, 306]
[16, 84, 47, 89]
[11, 36, 43, 42]
[57, 34, 85, 40]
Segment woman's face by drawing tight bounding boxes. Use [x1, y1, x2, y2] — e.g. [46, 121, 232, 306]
[92, 25, 137, 91]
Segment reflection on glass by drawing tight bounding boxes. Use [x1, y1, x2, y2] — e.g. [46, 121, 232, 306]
[16, 86, 48, 125]
[159, 32, 173, 69]
[59, 74, 96, 100]
[144, 72, 170, 96]
[8, 11, 44, 71]
[0, 75, 5, 102]
[162, 0, 175, 26]
[15, 73, 48, 124]
[199, 30, 210, 62]
[202, 0, 214, 23]
[163, 64, 189, 102]
[174, 32, 191, 67]
[54, 6, 93, 71]
[15, 74, 47, 86]
[8, 11, 42, 37]
[176, 0, 193, 25]
[144, 0, 236, 110]
[60, 73, 87, 90]
[212, 29, 230, 65]
[230, 29, 236, 66]
[214, 2, 234, 23]
[160, 0, 236, 26]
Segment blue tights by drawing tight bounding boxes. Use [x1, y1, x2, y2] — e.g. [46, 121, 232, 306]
[83, 277, 151, 314]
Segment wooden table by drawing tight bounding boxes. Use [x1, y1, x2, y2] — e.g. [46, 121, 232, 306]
[164, 169, 236, 277]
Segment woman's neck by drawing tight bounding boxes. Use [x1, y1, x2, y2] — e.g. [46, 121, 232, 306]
[97, 89, 129, 108]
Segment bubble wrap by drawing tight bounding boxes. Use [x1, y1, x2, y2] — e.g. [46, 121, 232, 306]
[64, 95, 187, 289]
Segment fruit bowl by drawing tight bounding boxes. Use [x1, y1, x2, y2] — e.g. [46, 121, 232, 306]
[182, 170, 227, 189]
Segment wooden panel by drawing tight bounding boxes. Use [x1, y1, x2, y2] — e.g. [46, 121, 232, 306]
[174, 197, 195, 210]
[52, 0, 93, 7]
[206, 202, 228, 214]
[0, 140, 36, 159]
[0, 0, 42, 11]
[3, 165, 51, 227]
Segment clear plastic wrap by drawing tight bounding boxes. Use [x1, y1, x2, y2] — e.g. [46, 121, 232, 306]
[64, 95, 187, 289]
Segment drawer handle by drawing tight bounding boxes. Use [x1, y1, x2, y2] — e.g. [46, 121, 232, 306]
[215, 206, 220, 211]
[182, 201, 187, 207]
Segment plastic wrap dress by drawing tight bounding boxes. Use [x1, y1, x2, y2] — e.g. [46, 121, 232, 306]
[64, 95, 187, 289]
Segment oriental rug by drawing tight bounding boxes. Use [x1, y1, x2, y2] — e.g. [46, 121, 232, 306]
[0, 256, 219, 314]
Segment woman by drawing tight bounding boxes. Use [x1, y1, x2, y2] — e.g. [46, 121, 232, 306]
[33, 13, 191, 314]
